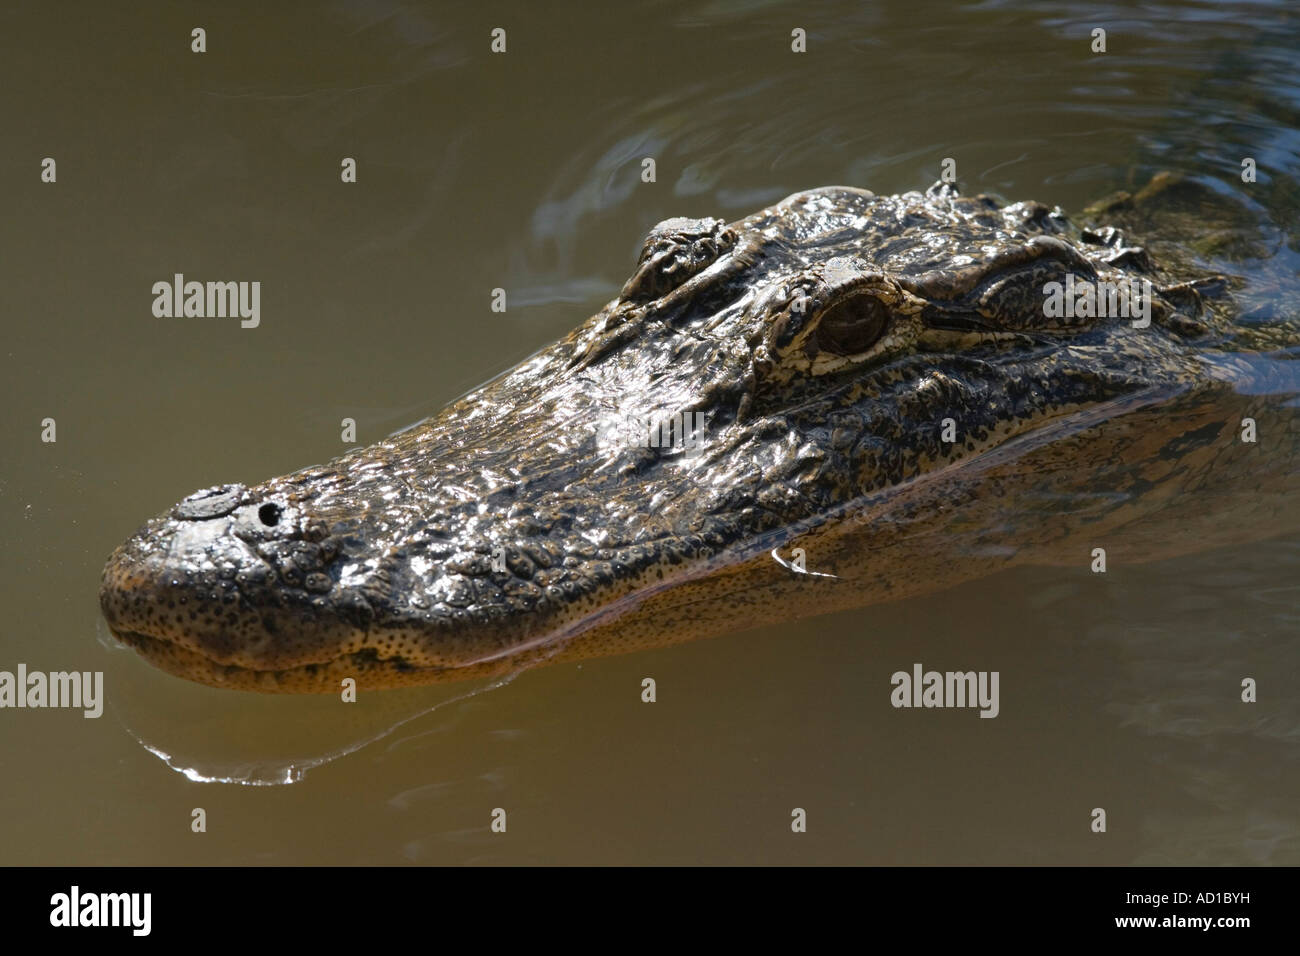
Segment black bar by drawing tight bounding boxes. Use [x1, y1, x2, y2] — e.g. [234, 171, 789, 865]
[6, 866, 1285, 941]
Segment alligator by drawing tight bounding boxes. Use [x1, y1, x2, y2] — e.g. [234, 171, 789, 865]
[99, 175, 1300, 692]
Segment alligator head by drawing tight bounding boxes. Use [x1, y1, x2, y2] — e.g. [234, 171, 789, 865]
[100, 183, 1259, 692]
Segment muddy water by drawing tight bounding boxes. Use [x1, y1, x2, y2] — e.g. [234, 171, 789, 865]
[1, 0, 1297, 864]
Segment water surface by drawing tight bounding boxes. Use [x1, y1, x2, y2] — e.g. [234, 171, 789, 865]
[1, 0, 1297, 864]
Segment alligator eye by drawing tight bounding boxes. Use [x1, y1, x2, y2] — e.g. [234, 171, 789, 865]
[814, 294, 889, 355]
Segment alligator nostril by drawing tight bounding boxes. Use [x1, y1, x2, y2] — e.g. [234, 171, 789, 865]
[258, 503, 282, 527]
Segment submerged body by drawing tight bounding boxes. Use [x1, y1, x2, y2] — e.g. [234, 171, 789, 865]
[100, 177, 1300, 692]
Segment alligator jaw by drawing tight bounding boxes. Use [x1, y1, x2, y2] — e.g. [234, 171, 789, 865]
[99, 182, 1292, 693]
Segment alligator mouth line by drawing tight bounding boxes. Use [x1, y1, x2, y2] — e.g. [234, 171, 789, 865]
[111, 629, 460, 692]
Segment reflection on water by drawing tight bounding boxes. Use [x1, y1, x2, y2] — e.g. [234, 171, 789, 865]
[108, 654, 523, 786]
[1, 0, 1298, 863]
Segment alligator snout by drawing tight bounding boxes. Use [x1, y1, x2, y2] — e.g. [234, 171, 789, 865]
[99, 477, 366, 688]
